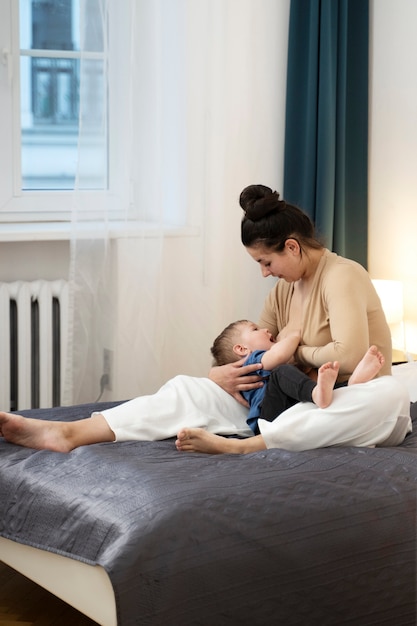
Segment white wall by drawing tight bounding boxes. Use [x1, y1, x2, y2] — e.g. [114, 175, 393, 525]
[368, 0, 417, 353]
[0, 241, 69, 282]
[111, 0, 290, 399]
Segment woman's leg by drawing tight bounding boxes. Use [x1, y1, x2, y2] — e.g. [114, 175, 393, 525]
[175, 430, 266, 454]
[177, 376, 411, 455]
[258, 376, 411, 451]
[0, 376, 251, 452]
[0, 412, 114, 452]
[100, 376, 250, 441]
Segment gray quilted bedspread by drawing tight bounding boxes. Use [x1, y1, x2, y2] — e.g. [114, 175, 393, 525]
[1, 401, 417, 625]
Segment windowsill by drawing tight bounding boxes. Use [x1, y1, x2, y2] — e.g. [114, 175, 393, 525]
[0, 221, 199, 242]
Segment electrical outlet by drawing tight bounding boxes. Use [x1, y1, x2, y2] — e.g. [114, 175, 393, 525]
[103, 348, 113, 391]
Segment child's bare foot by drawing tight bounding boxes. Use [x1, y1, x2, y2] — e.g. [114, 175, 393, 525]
[348, 346, 385, 386]
[312, 361, 339, 408]
[175, 428, 266, 455]
[0, 411, 74, 452]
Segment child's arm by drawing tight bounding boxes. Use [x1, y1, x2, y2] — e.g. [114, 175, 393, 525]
[261, 332, 300, 371]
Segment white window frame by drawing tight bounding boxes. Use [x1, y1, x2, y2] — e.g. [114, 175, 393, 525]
[0, 0, 121, 225]
[0, 1, 189, 232]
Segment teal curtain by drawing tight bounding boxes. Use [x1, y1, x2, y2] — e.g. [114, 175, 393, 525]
[283, 0, 369, 267]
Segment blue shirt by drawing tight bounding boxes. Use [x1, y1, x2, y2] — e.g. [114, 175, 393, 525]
[241, 350, 270, 434]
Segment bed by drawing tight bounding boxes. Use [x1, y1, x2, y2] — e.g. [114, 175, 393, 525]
[1, 364, 417, 626]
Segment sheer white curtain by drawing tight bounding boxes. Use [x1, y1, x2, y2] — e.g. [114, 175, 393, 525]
[64, 0, 289, 405]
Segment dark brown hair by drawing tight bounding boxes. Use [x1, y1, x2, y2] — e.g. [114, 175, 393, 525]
[239, 184, 323, 252]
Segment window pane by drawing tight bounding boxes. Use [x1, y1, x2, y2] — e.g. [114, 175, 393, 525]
[20, 0, 80, 51]
[19, 0, 107, 191]
[20, 56, 79, 190]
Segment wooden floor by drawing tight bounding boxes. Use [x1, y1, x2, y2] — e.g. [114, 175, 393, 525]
[0, 561, 97, 626]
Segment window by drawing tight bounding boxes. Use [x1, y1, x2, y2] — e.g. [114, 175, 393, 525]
[0, 0, 108, 221]
[0, 1, 187, 227]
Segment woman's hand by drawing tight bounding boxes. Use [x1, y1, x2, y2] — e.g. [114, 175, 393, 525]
[209, 358, 264, 407]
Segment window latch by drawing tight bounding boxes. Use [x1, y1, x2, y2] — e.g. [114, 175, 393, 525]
[1, 48, 13, 85]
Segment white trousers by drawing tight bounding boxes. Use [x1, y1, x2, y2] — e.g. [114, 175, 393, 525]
[98, 376, 251, 441]
[97, 374, 412, 451]
[259, 375, 411, 451]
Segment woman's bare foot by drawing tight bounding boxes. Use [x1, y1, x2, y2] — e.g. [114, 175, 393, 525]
[0, 412, 74, 452]
[175, 429, 266, 454]
[0, 411, 114, 452]
[312, 361, 339, 408]
[348, 346, 385, 386]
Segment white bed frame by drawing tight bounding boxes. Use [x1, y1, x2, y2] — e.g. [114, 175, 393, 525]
[0, 536, 117, 626]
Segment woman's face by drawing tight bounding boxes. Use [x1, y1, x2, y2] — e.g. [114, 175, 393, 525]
[246, 241, 302, 282]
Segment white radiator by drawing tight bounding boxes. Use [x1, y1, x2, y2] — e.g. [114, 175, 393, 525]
[0, 280, 69, 411]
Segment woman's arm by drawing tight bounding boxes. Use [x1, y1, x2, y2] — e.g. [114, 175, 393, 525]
[297, 263, 390, 377]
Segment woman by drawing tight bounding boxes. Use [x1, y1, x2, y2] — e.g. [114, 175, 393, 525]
[175, 184, 411, 453]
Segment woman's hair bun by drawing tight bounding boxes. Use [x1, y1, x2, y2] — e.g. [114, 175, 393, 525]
[239, 184, 281, 221]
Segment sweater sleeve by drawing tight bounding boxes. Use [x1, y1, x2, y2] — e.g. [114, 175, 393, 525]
[297, 262, 378, 377]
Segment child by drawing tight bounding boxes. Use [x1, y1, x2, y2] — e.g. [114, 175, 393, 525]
[210, 319, 386, 434]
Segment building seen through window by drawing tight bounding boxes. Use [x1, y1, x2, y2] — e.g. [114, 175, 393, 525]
[31, 0, 78, 124]
[20, 0, 106, 191]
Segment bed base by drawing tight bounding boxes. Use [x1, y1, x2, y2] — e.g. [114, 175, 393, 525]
[0, 536, 117, 626]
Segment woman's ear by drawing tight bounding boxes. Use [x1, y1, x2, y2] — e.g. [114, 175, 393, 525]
[233, 343, 250, 357]
[285, 238, 300, 255]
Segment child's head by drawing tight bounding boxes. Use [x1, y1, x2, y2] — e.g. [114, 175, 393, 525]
[211, 320, 276, 366]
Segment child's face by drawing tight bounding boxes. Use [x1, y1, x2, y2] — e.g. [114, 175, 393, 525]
[237, 322, 276, 354]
